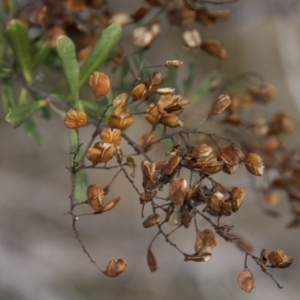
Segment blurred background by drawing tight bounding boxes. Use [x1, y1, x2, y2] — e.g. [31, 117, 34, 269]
[1, 0, 300, 299]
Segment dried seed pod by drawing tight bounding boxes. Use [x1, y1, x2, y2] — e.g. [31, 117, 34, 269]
[139, 131, 157, 152]
[100, 128, 121, 146]
[195, 8, 230, 26]
[192, 144, 213, 159]
[201, 40, 227, 59]
[101, 197, 121, 213]
[78, 47, 91, 66]
[65, 0, 84, 12]
[131, 83, 147, 100]
[182, 28, 201, 49]
[108, 112, 134, 130]
[252, 117, 269, 137]
[248, 84, 276, 103]
[156, 87, 175, 95]
[268, 249, 293, 268]
[220, 201, 232, 216]
[145, 104, 160, 126]
[167, 211, 181, 226]
[210, 94, 231, 115]
[237, 269, 254, 293]
[141, 160, 156, 189]
[86, 142, 115, 164]
[163, 95, 190, 114]
[218, 144, 244, 173]
[262, 190, 279, 206]
[206, 191, 224, 213]
[163, 155, 181, 176]
[180, 205, 192, 228]
[132, 21, 160, 48]
[166, 141, 181, 156]
[185, 181, 201, 200]
[87, 184, 105, 212]
[195, 153, 224, 175]
[29, 5, 47, 25]
[139, 190, 157, 204]
[260, 249, 267, 272]
[164, 60, 183, 68]
[110, 13, 131, 25]
[230, 187, 246, 212]
[143, 213, 160, 228]
[184, 252, 212, 262]
[245, 153, 264, 176]
[126, 156, 136, 177]
[194, 229, 216, 254]
[104, 259, 127, 277]
[89, 72, 110, 98]
[160, 114, 184, 128]
[64, 110, 88, 129]
[112, 93, 128, 116]
[130, 6, 151, 22]
[169, 178, 187, 205]
[147, 249, 158, 272]
[270, 113, 294, 134]
[115, 146, 123, 163]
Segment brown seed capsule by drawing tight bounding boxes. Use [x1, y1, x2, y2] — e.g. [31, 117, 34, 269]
[89, 72, 110, 98]
[100, 128, 121, 146]
[130, 6, 150, 22]
[182, 28, 201, 49]
[112, 93, 128, 116]
[169, 178, 187, 205]
[245, 153, 264, 176]
[262, 190, 279, 206]
[143, 213, 160, 228]
[139, 131, 157, 152]
[141, 160, 156, 189]
[260, 249, 267, 272]
[139, 190, 157, 204]
[156, 87, 175, 95]
[126, 156, 136, 177]
[167, 211, 182, 226]
[108, 112, 134, 130]
[268, 249, 293, 268]
[164, 60, 183, 69]
[115, 146, 123, 163]
[185, 181, 201, 201]
[160, 114, 184, 128]
[86, 142, 115, 164]
[87, 184, 105, 212]
[248, 84, 276, 103]
[184, 252, 212, 262]
[104, 259, 127, 277]
[230, 187, 246, 212]
[270, 113, 294, 134]
[132, 22, 160, 48]
[65, 0, 84, 12]
[252, 117, 269, 137]
[101, 197, 121, 213]
[194, 229, 217, 254]
[210, 94, 231, 115]
[131, 83, 147, 100]
[163, 155, 181, 176]
[29, 6, 48, 25]
[147, 249, 158, 273]
[201, 39, 227, 59]
[180, 205, 192, 228]
[237, 269, 254, 293]
[64, 110, 88, 129]
[145, 104, 160, 126]
[192, 144, 213, 159]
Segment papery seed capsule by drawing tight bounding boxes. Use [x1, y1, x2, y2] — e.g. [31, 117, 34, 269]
[237, 269, 254, 293]
[64, 110, 87, 129]
[145, 104, 160, 126]
[147, 249, 158, 272]
[100, 128, 121, 146]
[143, 213, 160, 228]
[86, 142, 115, 164]
[104, 259, 127, 277]
[113, 93, 128, 116]
[87, 184, 105, 212]
[268, 249, 293, 269]
[245, 153, 264, 176]
[211, 94, 231, 115]
[201, 40, 227, 59]
[101, 197, 121, 213]
[182, 29, 201, 49]
[131, 83, 147, 100]
[108, 112, 134, 130]
[164, 60, 183, 68]
[89, 72, 110, 98]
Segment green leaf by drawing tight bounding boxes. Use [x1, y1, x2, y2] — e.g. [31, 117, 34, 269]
[1, 78, 16, 114]
[32, 42, 51, 69]
[31, 92, 51, 120]
[70, 130, 88, 202]
[5, 100, 47, 127]
[5, 19, 32, 82]
[79, 23, 122, 88]
[56, 36, 82, 110]
[23, 118, 43, 146]
[190, 71, 217, 104]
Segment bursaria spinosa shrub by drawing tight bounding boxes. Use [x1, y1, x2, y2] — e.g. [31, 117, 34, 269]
[1, 0, 298, 294]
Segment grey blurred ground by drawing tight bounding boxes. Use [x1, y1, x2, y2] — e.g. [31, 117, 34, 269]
[1, 0, 300, 299]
